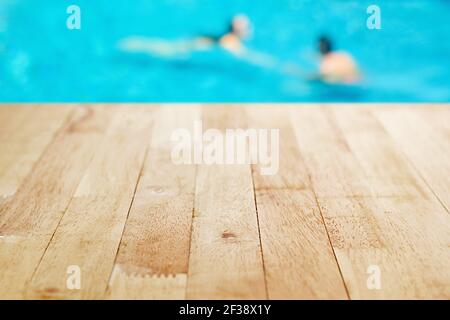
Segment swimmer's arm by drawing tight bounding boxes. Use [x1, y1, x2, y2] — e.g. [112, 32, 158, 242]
[190, 37, 217, 51]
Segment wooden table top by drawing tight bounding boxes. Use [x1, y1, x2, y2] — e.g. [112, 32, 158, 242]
[0, 104, 449, 299]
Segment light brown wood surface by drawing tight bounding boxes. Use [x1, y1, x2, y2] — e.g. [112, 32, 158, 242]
[186, 106, 266, 299]
[107, 105, 200, 299]
[0, 104, 448, 299]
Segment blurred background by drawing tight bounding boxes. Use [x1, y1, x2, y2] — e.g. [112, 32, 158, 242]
[0, 0, 449, 102]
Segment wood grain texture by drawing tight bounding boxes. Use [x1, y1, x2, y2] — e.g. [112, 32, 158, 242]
[289, 105, 371, 199]
[107, 105, 200, 299]
[0, 105, 113, 299]
[0, 105, 32, 138]
[0, 105, 73, 203]
[186, 106, 266, 299]
[0, 105, 36, 206]
[291, 106, 450, 299]
[373, 106, 450, 212]
[27, 106, 153, 299]
[246, 105, 348, 299]
[0, 104, 449, 300]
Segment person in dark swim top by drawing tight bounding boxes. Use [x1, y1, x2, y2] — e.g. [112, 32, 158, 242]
[198, 14, 252, 54]
[317, 36, 360, 83]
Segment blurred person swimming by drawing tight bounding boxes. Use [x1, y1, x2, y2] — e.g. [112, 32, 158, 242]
[316, 36, 360, 84]
[119, 14, 252, 57]
[197, 14, 252, 54]
[275, 35, 361, 85]
[119, 14, 280, 69]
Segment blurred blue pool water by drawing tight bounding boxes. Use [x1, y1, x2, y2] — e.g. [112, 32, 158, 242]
[0, 0, 449, 102]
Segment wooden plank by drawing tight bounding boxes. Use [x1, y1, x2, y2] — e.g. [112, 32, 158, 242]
[415, 105, 450, 136]
[106, 105, 200, 299]
[186, 105, 266, 299]
[27, 106, 154, 300]
[246, 105, 348, 299]
[0, 105, 36, 207]
[0, 105, 114, 299]
[288, 105, 371, 198]
[0, 105, 74, 203]
[373, 106, 450, 211]
[317, 196, 450, 299]
[290, 106, 450, 299]
[332, 107, 433, 199]
[0, 105, 33, 138]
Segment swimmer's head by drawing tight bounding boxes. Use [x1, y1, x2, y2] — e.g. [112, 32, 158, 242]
[231, 14, 252, 39]
[318, 36, 333, 55]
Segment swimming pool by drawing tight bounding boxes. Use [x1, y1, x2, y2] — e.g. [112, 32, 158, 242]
[0, 0, 449, 102]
